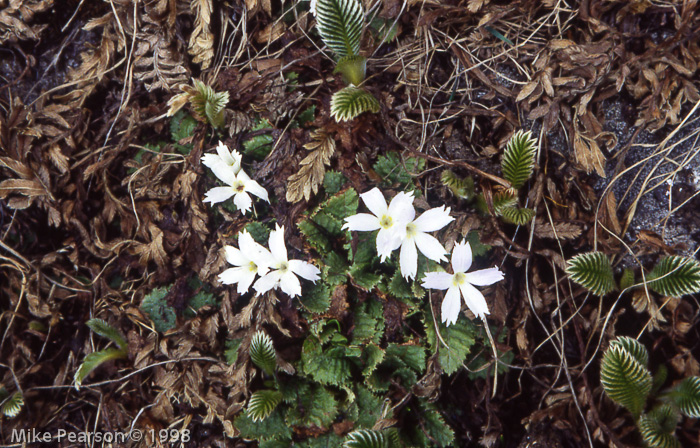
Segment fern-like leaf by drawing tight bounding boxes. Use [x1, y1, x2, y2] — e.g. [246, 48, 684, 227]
[491, 189, 518, 214]
[189, 80, 229, 129]
[74, 347, 128, 389]
[315, 0, 364, 59]
[501, 130, 538, 189]
[648, 256, 700, 297]
[86, 319, 127, 349]
[499, 206, 535, 225]
[330, 87, 380, 121]
[671, 376, 700, 417]
[247, 390, 283, 422]
[441, 170, 474, 200]
[600, 336, 652, 417]
[566, 252, 615, 296]
[638, 405, 681, 448]
[250, 331, 277, 376]
[1, 392, 23, 418]
[343, 429, 389, 448]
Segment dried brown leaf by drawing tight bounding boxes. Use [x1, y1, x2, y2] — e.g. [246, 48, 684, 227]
[188, 0, 214, 69]
[286, 128, 336, 203]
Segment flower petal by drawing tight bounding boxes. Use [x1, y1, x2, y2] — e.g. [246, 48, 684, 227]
[413, 206, 454, 232]
[224, 245, 247, 267]
[421, 272, 453, 290]
[219, 267, 256, 294]
[268, 225, 287, 263]
[203, 186, 235, 204]
[201, 153, 220, 170]
[399, 239, 418, 280]
[289, 260, 320, 281]
[279, 271, 302, 297]
[451, 240, 472, 273]
[244, 178, 269, 202]
[210, 163, 238, 186]
[441, 286, 461, 326]
[414, 232, 447, 262]
[342, 213, 381, 232]
[360, 188, 388, 217]
[459, 282, 490, 320]
[233, 191, 253, 214]
[253, 270, 282, 295]
[216, 141, 241, 170]
[464, 267, 504, 286]
[387, 191, 415, 224]
[376, 228, 402, 261]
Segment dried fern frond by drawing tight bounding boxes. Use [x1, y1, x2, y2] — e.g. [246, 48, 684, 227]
[648, 256, 700, 297]
[250, 331, 277, 376]
[246, 390, 283, 422]
[501, 130, 538, 190]
[286, 128, 336, 203]
[315, 0, 364, 59]
[566, 252, 615, 296]
[330, 87, 380, 121]
[188, 0, 215, 69]
[600, 336, 652, 417]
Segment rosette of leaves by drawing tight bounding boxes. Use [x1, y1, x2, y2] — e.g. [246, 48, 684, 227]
[565, 251, 615, 296]
[313, 0, 379, 121]
[74, 319, 128, 389]
[166, 79, 229, 129]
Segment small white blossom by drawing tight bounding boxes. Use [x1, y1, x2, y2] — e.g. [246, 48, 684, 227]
[254, 225, 321, 298]
[342, 188, 415, 262]
[219, 230, 272, 294]
[398, 206, 454, 280]
[203, 169, 269, 214]
[422, 241, 504, 326]
[202, 141, 243, 182]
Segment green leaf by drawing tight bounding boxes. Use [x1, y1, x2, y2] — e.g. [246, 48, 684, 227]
[283, 382, 339, 427]
[361, 343, 385, 378]
[424, 312, 477, 375]
[385, 344, 426, 373]
[247, 390, 283, 422]
[296, 105, 317, 127]
[491, 190, 518, 214]
[225, 339, 243, 365]
[235, 408, 293, 441]
[324, 252, 350, 285]
[440, 170, 475, 200]
[331, 87, 380, 122]
[373, 152, 425, 189]
[354, 385, 385, 428]
[185, 290, 218, 317]
[501, 129, 538, 189]
[301, 336, 353, 386]
[600, 336, 652, 417]
[343, 429, 389, 448]
[170, 110, 198, 153]
[85, 319, 127, 349]
[141, 286, 177, 332]
[250, 331, 277, 376]
[1, 392, 23, 418]
[499, 206, 535, 225]
[465, 231, 491, 258]
[243, 118, 275, 160]
[352, 300, 385, 344]
[74, 347, 128, 388]
[335, 55, 367, 86]
[245, 221, 271, 245]
[369, 17, 399, 43]
[671, 376, 700, 418]
[298, 189, 358, 253]
[648, 256, 700, 297]
[300, 282, 332, 313]
[566, 252, 615, 296]
[420, 406, 455, 448]
[315, 0, 364, 58]
[190, 80, 229, 129]
[619, 268, 635, 291]
[323, 171, 347, 195]
[298, 433, 345, 448]
[638, 405, 681, 448]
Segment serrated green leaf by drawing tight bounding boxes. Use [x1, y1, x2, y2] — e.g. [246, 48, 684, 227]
[141, 286, 177, 332]
[85, 319, 127, 349]
[424, 312, 477, 375]
[74, 347, 128, 388]
[245, 221, 271, 244]
[648, 256, 700, 297]
[352, 300, 385, 344]
[441, 169, 475, 200]
[247, 390, 283, 422]
[600, 336, 652, 417]
[235, 408, 293, 441]
[501, 130, 537, 189]
[373, 152, 425, 189]
[298, 433, 346, 448]
[315, 0, 364, 58]
[300, 282, 332, 313]
[638, 405, 681, 448]
[284, 383, 339, 427]
[499, 206, 535, 225]
[492, 190, 518, 214]
[671, 376, 700, 418]
[343, 429, 389, 448]
[1, 392, 23, 418]
[296, 104, 317, 127]
[170, 110, 198, 143]
[250, 331, 277, 376]
[185, 290, 218, 317]
[566, 252, 615, 296]
[619, 268, 635, 291]
[225, 339, 243, 365]
[243, 118, 275, 160]
[190, 80, 229, 129]
[465, 231, 491, 258]
[323, 171, 346, 195]
[362, 343, 385, 378]
[301, 336, 353, 386]
[420, 406, 455, 448]
[331, 87, 380, 121]
[385, 344, 426, 373]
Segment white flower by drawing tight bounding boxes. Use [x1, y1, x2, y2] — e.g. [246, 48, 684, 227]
[342, 188, 415, 262]
[254, 225, 321, 298]
[202, 141, 243, 182]
[203, 169, 269, 214]
[309, 0, 317, 16]
[398, 206, 454, 280]
[421, 241, 504, 326]
[219, 230, 272, 294]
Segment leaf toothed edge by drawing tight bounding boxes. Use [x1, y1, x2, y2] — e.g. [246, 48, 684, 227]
[330, 87, 380, 122]
[74, 347, 128, 389]
[250, 331, 277, 376]
[86, 318, 127, 349]
[600, 336, 652, 417]
[1, 392, 23, 418]
[638, 405, 681, 448]
[565, 251, 615, 296]
[672, 376, 700, 418]
[648, 256, 700, 297]
[342, 429, 389, 448]
[501, 130, 538, 189]
[247, 390, 283, 422]
[315, 0, 364, 59]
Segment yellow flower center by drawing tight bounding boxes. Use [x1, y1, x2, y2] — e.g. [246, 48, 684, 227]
[453, 272, 466, 287]
[248, 261, 257, 272]
[233, 180, 246, 193]
[379, 215, 393, 229]
[406, 222, 417, 238]
[278, 261, 289, 273]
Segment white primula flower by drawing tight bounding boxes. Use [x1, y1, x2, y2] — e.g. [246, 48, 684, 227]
[398, 206, 454, 280]
[203, 168, 269, 214]
[202, 141, 243, 182]
[342, 188, 415, 262]
[254, 225, 321, 298]
[219, 230, 272, 294]
[421, 240, 504, 326]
